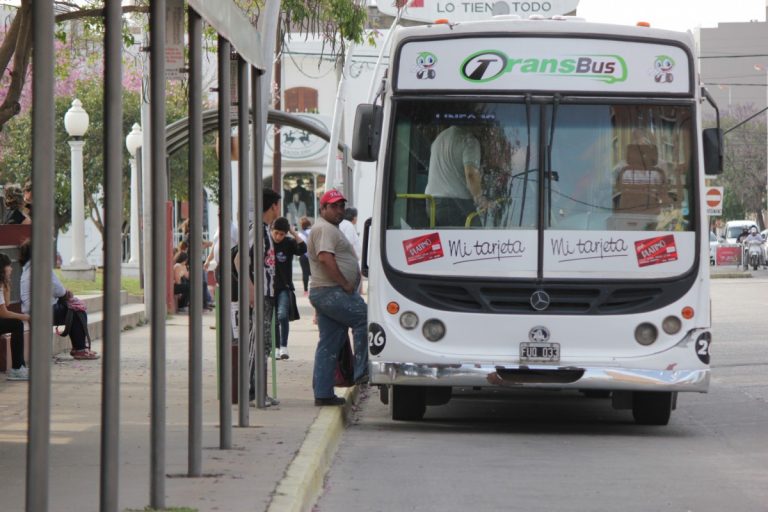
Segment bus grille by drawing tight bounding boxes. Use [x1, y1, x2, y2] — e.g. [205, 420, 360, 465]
[418, 283, 667, 314]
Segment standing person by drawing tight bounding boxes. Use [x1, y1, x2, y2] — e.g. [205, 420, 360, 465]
[271, 216, 306, 360]
[0, 253, 30, 380]
[297, 217, 312, 296]
[307, 189, 368, 406]
[3, 185, 31, 225]
[204, 219, 238, 282]
[180, 219, 214, 310]
[285, 192, 307, 228]
[19, 240, 99, 360]
[22, 180, 32, 219]
[338, 207, 362, 259]
[233, 188, 281, 406]
[424, 125, 489, 226]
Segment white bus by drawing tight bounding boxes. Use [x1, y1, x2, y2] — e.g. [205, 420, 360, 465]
[353, 16, 723, 425]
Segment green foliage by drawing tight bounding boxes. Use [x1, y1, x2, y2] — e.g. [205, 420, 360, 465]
[0, 78, 217, 237]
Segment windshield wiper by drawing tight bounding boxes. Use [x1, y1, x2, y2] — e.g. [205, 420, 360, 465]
[545, 94, 561, 227]
[516, 94, 533, 226]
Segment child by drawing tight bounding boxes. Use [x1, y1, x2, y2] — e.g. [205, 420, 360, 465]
[271, 217, 306, 360]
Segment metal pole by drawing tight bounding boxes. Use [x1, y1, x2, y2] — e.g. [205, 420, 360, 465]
[237, 56, 252, 421]
[100, 0, 123, 509]
[27, 0, 54, 510]
[217, 36, 233, 449]
[252, 68, 266, 410]
[149, 0, 167, 508]
[187, 7, 203, 476]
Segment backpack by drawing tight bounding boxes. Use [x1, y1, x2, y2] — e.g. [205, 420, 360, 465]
[57, 296, 92, 348]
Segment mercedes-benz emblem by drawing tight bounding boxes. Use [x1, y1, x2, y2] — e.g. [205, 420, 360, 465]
[530, 290, 551, 311]
[528, 326, 550, 343]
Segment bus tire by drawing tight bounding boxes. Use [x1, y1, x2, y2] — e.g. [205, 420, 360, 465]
[391, 385, 426, 421]
[632, 391, 672, 425]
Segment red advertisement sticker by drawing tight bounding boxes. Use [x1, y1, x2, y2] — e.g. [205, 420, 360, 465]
[403, 232, 444, 265]
[635, 234, 678, 267]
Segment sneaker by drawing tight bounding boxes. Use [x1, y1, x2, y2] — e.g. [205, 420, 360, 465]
[249, 396, 281, 407]
[314, 396, 346, 407]
[7, 366, 29, 381]
[303, 290, 308, 297]
[279, 348, 289, 360]
[71, 349, 100, 360]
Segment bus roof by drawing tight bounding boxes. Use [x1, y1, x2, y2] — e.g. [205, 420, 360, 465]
[392, 18, 696, 48]
[391, 18, 697, 96]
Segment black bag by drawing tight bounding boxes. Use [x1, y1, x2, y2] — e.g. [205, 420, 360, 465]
[334, 334, 354, 387]
[57, 297, 92, 349]
[288, 290, 300, 321]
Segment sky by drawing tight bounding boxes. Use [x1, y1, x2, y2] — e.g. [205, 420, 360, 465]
[576, 0, 766, 32]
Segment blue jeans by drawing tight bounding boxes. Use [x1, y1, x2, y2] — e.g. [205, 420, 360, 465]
[275, 288, 290, 348]
[309, 285, 368, 399]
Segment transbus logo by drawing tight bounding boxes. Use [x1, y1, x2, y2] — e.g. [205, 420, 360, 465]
[460, 50, 627, 84]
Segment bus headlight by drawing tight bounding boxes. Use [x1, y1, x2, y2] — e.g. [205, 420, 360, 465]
[662, 316, 682, 335]
[422, 319, 446, 342]
[634, 322, 658, 346]
[399, 311, 419, 330]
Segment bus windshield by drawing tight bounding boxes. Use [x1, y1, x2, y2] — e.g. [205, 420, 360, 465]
[386, 100, 695, 234]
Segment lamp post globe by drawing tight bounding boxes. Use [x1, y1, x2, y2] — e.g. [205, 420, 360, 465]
[64, 99, 89, 138]
[126, 123, 143, 267]
[126, 123, 143, 157]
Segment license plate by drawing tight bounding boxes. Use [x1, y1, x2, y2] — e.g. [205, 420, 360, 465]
[519, 342, 560, 363]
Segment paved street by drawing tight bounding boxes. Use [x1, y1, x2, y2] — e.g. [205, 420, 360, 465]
[317, 275, 768, 512]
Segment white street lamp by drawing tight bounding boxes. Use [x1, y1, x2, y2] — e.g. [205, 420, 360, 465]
[125, 123, 143, 268]
[62, 99, 95, 280]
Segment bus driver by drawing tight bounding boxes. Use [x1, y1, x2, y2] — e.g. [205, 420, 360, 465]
[425, 125, 490, 226]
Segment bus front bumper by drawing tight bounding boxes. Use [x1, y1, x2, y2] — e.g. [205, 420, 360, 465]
[370, 362, 709, 392]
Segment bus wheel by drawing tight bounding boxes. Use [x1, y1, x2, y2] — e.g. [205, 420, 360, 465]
[391, 385, 426, 421]
[632, 391, 672, 425]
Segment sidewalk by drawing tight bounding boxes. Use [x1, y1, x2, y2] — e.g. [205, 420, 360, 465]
[0, 291, 358, 512]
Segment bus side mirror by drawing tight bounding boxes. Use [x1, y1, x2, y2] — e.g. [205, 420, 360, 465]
[703, 128, 723, 175]
[352, 104, 382, 162]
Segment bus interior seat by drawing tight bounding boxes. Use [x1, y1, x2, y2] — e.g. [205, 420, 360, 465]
[612, 144, 670, 215]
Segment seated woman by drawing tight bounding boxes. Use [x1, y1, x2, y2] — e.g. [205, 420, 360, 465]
[19, 240, 99, 360]
[173, 251, 191, 310]
[3, 184, 31, 225]
[0, 253, 30, 380]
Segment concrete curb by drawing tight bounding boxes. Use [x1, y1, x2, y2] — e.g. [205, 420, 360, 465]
[711, 271, 753, 279]
[267, 384, 360, 512]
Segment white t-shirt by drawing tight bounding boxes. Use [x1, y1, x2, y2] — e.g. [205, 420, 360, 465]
[425, 126, 481, 199]
[209, 221, 239, 268]
[339, 219, 361, 259]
